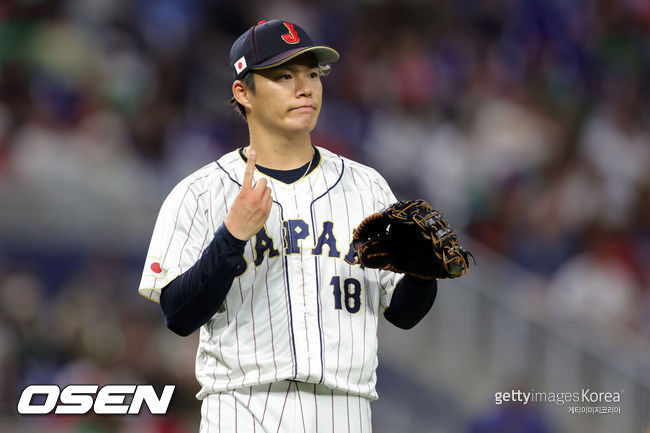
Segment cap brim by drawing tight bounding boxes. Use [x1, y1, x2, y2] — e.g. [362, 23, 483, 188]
[251, 46, 340, 70]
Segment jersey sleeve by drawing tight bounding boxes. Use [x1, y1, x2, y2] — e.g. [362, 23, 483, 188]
[138, 180, 211, 303]
[369, 171, 401, 310]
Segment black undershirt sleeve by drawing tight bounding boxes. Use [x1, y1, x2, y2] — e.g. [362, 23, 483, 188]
[384, 276, 438, 330]
[159, 223, 247, 336]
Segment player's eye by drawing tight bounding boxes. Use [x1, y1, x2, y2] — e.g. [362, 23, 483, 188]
[308, 71, 320, 79]
[278, 73, 292, 80]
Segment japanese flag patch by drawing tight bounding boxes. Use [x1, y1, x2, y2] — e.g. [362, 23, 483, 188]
[234, 56, 247, 75]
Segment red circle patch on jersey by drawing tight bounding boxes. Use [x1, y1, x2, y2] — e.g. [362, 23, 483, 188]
[151, 262, 163, 273]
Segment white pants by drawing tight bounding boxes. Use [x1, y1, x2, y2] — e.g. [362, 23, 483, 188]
[199, 381, 372, 433]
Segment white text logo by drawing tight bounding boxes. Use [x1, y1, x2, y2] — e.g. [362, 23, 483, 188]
[17, 384, 175, 415]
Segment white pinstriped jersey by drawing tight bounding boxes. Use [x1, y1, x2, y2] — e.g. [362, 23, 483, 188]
[138, 146, 399, 400]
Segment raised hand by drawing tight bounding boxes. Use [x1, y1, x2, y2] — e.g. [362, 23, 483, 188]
[224, 150, 273, 241]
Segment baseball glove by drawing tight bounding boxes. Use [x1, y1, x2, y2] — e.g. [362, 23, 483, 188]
[352, 200, 474, 280]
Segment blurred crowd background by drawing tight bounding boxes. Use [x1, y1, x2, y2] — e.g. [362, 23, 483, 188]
[0, 0, 649, 432]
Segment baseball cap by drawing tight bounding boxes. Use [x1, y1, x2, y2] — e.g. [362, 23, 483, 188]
[229, 19, 340, 81]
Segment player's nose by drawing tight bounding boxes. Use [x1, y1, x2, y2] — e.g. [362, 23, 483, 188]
[295, 75, 313, 97]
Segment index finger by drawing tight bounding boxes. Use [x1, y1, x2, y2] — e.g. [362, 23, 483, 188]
[242, 149, 257, 189]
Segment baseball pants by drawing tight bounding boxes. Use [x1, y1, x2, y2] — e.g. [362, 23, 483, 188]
[199, 380, 372, 433]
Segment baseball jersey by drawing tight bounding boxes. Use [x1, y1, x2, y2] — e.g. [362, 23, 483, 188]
[138, 146, 400, 400]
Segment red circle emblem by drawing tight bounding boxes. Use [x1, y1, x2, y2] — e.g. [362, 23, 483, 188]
[151, 262, 162, 273]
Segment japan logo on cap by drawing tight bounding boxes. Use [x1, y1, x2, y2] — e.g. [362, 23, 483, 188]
[234, 56, 247, 75]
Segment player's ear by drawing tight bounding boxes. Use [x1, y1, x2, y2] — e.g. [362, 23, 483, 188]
[232, 80, 252, 110]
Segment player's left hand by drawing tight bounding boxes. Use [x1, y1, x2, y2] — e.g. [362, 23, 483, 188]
[224, 150, 273, 240]
[353, 200, 474, 279]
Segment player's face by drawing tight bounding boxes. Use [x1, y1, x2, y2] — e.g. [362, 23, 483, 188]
[248, 54, 323, 134]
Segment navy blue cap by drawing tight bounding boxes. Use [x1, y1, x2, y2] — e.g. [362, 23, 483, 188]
[229, 20, 340, 80]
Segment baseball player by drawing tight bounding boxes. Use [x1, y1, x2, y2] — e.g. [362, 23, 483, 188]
[138, 20, 444, 432]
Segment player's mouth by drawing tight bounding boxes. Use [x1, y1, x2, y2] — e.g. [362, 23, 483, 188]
[290, 104, 316, 113]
